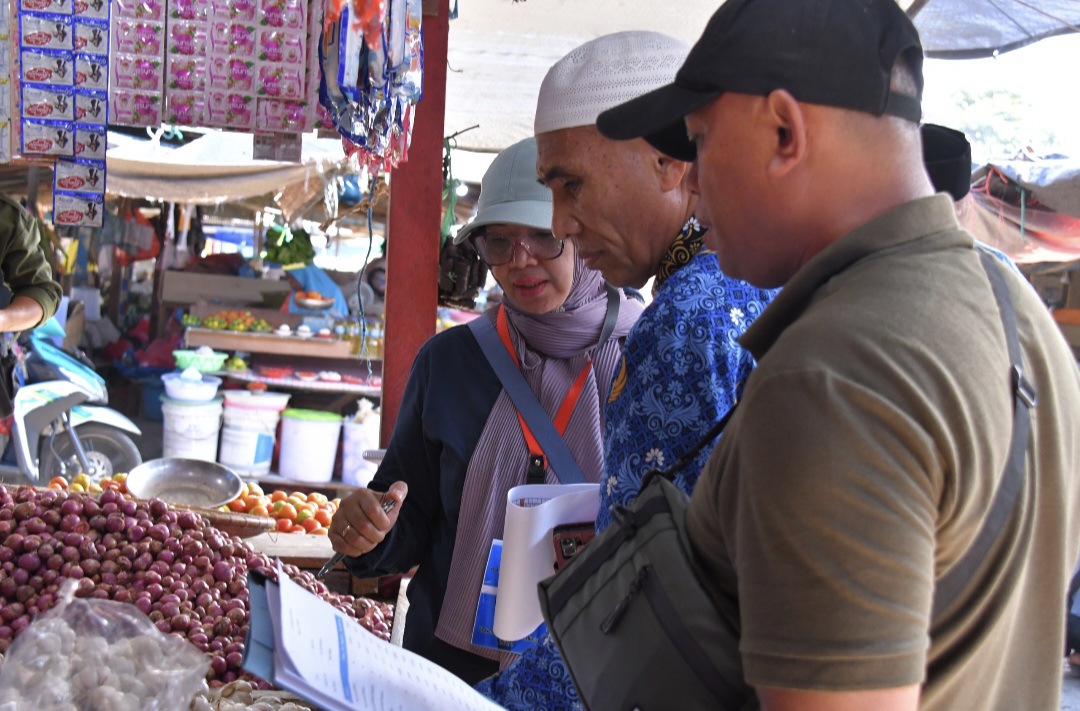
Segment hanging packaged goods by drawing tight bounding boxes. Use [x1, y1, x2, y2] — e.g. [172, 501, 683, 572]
[0, 0, 425, 193]
[318, 0, 423, 172]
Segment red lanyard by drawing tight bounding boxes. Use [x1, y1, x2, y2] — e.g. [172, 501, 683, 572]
[497, 305, 593, 478]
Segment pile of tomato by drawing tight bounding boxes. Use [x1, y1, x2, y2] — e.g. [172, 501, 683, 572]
[223, 482, 338, 535]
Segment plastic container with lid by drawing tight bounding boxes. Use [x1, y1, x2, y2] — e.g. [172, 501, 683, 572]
[277, 408, 343, 482]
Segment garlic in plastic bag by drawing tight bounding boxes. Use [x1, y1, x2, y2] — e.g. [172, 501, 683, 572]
[0, 579, 209, 711]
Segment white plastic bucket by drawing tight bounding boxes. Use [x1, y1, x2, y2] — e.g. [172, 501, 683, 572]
[218, 392, 290, 476]
[342, 418, 381, 487]
[278, 409, 342, 482]
[161, 396, 223, 462]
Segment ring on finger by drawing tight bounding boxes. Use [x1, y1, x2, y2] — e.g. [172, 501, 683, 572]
[341, 523, 352, 538]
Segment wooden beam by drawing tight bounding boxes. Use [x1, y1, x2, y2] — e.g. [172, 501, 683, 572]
[380, 0, 449, 447]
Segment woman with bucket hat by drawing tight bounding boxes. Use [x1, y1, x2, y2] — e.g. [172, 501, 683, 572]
[328, 137, 643, 684]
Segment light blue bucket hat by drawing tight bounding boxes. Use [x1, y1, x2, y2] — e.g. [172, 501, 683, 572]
[452, 137, 553, 245]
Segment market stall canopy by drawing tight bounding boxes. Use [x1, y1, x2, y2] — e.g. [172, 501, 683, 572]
[907, 0, 1080, 59]
[106, 129, 349, 213]
[962, 158, 1080, 264]
[444, 0, 1079, 152]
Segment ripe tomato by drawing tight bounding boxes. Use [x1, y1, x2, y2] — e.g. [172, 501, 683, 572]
[275, 518, 293, 533]
[301, 517, 320, 533]
[314, 509, 332, 527]
[249, 504, 269, 518]
[310, 526, 329, 536]
[48, 477, 68, 490]
[228, 497, 248, 513]
[270, 490, 288, 503]
[275, 503, 298, 522]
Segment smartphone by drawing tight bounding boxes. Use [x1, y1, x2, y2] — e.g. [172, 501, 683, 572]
[552, 521, 596, 571]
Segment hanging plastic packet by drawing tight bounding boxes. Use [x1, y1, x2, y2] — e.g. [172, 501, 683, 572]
[390, 0, 421, 102]
[318, 17, 366, 146]
[337, 3, 365, 102]
[353, 0, 383, 50]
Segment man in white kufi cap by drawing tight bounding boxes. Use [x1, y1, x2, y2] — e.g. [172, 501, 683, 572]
[474, 31, 778, 709]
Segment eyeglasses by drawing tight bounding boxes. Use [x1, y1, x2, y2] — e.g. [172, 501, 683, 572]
[474, 231, 565, 266]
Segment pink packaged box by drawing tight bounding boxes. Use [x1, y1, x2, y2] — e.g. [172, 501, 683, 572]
[113, 18, 164, 56]
[167, 56, 205, 92]
[206, 90, 254, 130]
[259, 0, 305, 31]
[255, 97, 304, 132]
[209, 21, 255, 56]
[170, 0, 209, 21]
[256, 64, 302, 99]
[168, 21, 208, 56]
[257, 28, 303, 65]
[112, 54, 161, 91]
[113, 0, 164, 21]
[111, 89, 161, 126]
[165, 91, 205, 125]
[208, 55, 255, 91]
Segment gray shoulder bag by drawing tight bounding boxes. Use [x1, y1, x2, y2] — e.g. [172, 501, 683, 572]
[537, 251, 1036, 711]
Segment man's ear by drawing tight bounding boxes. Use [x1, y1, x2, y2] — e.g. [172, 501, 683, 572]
[656, 154, 691, 193]
[763, 89, 807, 180]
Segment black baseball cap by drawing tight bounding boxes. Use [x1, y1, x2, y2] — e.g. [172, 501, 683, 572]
[921, 124, 972, 201]
[597, 0, 925, 161]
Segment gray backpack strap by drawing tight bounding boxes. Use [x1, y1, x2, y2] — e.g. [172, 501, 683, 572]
[932, 251, 1037, 619]
[468, 315, 587, 485]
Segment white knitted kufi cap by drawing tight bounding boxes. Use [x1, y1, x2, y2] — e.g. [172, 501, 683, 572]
[534, 31, 690, 135]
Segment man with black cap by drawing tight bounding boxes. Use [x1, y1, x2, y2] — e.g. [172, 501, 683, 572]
[599, 0, 1080, 709]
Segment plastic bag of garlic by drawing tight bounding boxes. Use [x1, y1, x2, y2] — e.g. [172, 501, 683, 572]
[190, 680, 317, 711]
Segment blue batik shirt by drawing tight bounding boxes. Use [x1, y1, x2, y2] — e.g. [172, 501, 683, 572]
[475, 217, 778, 710]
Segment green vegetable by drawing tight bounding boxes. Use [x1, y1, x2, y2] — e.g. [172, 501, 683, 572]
[262, 224, 315, 266]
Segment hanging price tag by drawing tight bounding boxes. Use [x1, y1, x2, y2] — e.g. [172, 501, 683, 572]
[253, 131, 301, 162]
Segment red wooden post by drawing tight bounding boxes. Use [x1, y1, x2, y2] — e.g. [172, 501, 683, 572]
[380, 0, 449, 447]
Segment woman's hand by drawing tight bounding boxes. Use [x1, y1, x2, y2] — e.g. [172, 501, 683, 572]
[330, 481, 409, 557]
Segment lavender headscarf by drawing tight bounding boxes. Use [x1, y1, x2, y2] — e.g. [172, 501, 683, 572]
[434, 255, 642, 662]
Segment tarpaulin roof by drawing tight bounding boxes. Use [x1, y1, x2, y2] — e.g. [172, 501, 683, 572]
[961, 158, 1080, 264]
[908, 0, 1080, 59]
[105, 129, 348, 210]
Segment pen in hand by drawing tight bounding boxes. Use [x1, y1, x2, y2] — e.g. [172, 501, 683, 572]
[315, 495, 397, 580]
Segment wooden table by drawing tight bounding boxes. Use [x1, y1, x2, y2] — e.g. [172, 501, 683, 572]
[247, 530, 379, 597]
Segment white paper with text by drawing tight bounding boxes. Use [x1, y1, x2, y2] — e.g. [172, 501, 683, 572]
[270, 562, 502, 711]
[492, 483, 599, 640]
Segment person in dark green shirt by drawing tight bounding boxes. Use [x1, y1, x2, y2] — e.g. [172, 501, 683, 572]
[0, 192, 62, 331]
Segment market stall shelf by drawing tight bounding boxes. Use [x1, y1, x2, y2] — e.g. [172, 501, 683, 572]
[186, 327, 357, 359]
[225, 368, 382, 398]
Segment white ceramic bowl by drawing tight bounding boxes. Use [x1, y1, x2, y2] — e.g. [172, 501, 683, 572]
[161, 372, 222, 402]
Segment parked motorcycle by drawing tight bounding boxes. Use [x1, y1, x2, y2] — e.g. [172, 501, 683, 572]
[0, 318, 143, 484]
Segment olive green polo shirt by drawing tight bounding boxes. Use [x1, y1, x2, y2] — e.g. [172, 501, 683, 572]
[0, 192, 62, 325]
[687, 195, 1080, 709]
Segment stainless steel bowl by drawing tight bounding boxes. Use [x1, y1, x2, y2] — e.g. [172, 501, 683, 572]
[125, 458, 243, 509]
